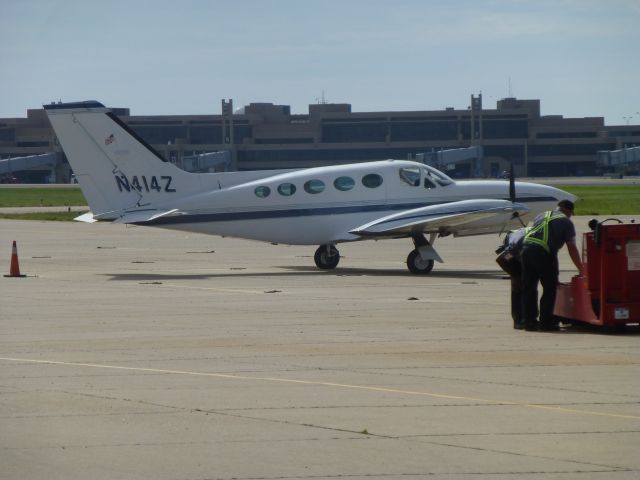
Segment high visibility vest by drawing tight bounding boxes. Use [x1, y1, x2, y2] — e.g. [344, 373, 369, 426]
[523, 210, 566, 253]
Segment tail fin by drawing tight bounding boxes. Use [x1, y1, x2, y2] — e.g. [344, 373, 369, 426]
[45, 101, 199, 220]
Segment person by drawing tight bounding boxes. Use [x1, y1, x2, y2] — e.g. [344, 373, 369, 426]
[496, 227, 529, 329]
[520, 200, 583, 331]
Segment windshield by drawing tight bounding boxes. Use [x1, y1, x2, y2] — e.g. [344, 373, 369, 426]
[422, 166, 453, 187]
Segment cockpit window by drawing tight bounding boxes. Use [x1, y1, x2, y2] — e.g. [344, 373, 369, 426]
[399, 167, 420, 186]
[424, 177, 437, 189]
[422, 166, 453, 187]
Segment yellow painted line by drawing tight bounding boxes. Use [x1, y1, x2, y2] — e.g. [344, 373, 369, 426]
[1, 356, 638, 420]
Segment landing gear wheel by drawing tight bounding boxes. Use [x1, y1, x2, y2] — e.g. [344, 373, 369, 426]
[314, 245, 340, 270]
[407, 249, 434, 274]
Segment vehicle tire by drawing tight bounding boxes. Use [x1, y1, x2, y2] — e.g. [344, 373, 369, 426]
[406, 249, 434, 274]
[314, 245, 340, 270]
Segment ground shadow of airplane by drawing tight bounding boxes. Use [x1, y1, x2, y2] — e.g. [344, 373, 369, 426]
[103, 268, 505, 282]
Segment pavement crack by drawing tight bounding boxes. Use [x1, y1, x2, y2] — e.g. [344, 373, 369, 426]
[407, 436, 633, 472]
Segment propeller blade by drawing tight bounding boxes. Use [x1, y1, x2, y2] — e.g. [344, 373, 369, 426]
[509, 160, 516, 203]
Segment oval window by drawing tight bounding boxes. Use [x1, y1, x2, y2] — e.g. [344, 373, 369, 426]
[362, 173, 383, 188]
[304, 179, 325, 194]
[334, 176, 355, 191]
[277, 183, 297, 196]
[254, 186, 271, 198]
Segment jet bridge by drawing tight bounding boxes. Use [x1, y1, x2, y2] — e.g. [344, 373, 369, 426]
[0, 152, 63, 183]
[415, 146, 483, 176]
[597, 145, 640, 174]
[179, 151, 231, 172]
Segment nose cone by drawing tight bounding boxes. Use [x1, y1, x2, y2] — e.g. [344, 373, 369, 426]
[514, 181, 579, 219]
[552, 186, 577, 203]
[516, 181, 577, 203]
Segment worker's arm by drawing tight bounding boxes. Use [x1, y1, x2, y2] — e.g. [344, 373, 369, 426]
[566, 239, 583, 276]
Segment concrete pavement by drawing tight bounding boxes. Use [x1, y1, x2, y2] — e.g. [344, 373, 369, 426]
[1, 217, 639, 479]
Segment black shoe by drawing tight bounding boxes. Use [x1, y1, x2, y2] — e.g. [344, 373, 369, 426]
[524, 322, 539, 331]
[513, 322, 524, 330]
[539, 323, 560, 332]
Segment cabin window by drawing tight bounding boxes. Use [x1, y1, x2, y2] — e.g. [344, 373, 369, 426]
[334, 176, 355, 191]
[399, 167, 420, 186]
[362, 173, 383, 188]
[277, 182, 297, 196]
[254, 186, 271, 198]
[304, 179, 325, 194]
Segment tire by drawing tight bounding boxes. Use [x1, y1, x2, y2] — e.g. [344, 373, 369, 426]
[407, 249, 434, 274]
[314, 245, 340, 270]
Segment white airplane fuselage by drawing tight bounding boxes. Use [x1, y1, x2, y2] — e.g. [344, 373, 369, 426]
[143, 161, 566, 245]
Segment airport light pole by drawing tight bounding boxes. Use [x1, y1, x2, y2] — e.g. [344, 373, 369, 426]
[221, 99, 236, 170]
[470, 93, 484, 177]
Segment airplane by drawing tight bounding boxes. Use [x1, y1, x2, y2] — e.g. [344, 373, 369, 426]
[44, 100, 577, 274]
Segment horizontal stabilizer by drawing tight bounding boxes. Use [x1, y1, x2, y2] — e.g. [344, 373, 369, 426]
[350, 199, 529, 237]
[112, 209, 180, 224]
[74, 212, 97, 223]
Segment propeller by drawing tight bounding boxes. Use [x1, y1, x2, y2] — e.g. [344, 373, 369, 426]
[509, 159, 516, 203]
[498, 160, 527, 237]
[509, 159, 526, 227]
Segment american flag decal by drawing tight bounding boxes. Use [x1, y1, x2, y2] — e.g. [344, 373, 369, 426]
[104, 134, 115, 145]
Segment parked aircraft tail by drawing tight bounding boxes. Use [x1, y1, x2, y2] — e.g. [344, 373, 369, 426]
[45, 101, 200, 221]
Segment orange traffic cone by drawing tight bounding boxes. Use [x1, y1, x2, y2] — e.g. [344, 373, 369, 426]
[4, 240, 26, 278]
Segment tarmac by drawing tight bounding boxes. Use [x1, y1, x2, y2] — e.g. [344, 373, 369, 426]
[1, 216, 639, 480]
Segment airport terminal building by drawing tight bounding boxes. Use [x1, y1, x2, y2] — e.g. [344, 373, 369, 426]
[1, 95, 639, 183]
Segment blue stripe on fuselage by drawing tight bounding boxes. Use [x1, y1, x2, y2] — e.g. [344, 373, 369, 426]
[139, 196, 555, 226]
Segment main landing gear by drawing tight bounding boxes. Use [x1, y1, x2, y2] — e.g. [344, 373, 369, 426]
[314, 236, 440, 274]
[406, 249, 434, 274]
[314, 244, 340, 270]
[406, 234, 437, 274]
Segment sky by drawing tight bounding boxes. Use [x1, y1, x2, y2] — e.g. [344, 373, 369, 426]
[2, 0, 639, 125]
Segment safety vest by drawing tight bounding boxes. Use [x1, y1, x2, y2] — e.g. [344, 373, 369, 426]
[523, 210, 566, 253]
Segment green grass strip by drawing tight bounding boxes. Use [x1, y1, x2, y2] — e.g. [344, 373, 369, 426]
[0, 212, 87, 221]
[558, 185, 640, 215]
[0, 187, 86, 207]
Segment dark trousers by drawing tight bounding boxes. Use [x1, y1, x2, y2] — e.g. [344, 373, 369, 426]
[496, 253, 523, 325]
[521, 245, 559, 326]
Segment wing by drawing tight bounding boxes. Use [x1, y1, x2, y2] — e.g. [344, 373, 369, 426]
[349, 199, 529, 238]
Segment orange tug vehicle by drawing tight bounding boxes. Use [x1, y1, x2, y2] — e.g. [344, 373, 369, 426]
[554, 219, 640, 327]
